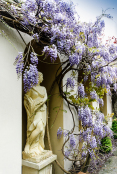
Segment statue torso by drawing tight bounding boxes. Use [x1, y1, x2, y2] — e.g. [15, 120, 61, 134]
[30, 86, 46, 100]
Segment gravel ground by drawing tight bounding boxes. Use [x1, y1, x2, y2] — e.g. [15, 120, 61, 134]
[87, 138, 117, 174]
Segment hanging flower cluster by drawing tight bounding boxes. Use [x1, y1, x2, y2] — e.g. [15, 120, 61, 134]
[42, 44, 58, 62]
[66, 77, 75, 89]
[23, 64, 39, 92]
[14, 52, 24, 78]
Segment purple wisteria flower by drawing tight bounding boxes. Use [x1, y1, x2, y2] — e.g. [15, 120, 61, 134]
[100, 20, 105, 28]
[21, 0, 38, 26]
[11, 5, 17, 15]
[90, 90, 97, 100]
[87, 65, 91, 72]
[32, 33, 39, 42]
[84, 75, 88, 82]
[69, 53, 80, 66]
[15, 52, 24, 78]
[65, 149, 71, 158]
[101, 74, 107, 86]
[80, 128, 92, 142]
[23, 64, 39, 92]
[63, 130, 69, 137]
[30, 52, 38, 65]
[96, 75, 101, 87]
[43, 44, 58, 62]
[84, 106, 92, 126]
[27, 13, 37, 25]
[104, 14, 113, 19]
[82, 151, 87, 158]
[109, 45, 116, 54]
[90, 136, 97, 149]
[22, 0, 37, 12]
[78, 83, 85, 98]
[87, 134, 91, 142]
[88, 149, 95, 159]
[66, 77, 75, 89]
[57, 127, 62, 139]
[78, 107, 84, 120]
[78, 106, 92, 127]
[98, 98, 104, 106]
[69, 134, 76, 148]
[54, 12, 67, 24]
[107, 76, 112, 85]
[103, 125, 113, 137]
[94, 123, 104, 138]
[96, 112, 104, 122]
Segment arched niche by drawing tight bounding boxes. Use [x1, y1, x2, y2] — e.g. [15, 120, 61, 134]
[22, 40, 64, 174]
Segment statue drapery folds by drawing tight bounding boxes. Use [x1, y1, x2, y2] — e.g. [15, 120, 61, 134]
[23, 72, 52, 162]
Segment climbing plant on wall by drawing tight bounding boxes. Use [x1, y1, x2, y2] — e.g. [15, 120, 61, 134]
[0, 0, 117, 173]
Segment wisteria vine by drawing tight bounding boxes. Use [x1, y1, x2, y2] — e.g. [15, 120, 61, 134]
[0, 0, 117, 173]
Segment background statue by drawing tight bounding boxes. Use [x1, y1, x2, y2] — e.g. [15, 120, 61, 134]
[23, 72, 48, 158]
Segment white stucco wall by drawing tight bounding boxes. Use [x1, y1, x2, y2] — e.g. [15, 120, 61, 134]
[0, 22, 31, 174]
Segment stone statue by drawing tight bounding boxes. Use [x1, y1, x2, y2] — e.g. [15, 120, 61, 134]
[22, 72, 52, 162]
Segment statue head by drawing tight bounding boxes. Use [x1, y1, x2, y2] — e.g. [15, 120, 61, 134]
[38, 72, 43, 84]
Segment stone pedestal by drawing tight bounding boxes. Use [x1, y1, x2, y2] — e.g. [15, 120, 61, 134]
[22, 154, 57, 174]
[22, 150, 52, 163]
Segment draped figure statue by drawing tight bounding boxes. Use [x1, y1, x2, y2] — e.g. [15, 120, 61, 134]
[23, 72, 52, 162]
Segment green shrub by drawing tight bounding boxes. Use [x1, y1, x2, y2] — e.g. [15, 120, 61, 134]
[111, 120, 117, 139]
[100, 136, 112, 153]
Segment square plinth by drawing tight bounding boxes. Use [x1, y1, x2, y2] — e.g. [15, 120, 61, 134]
[22, 150, 53, 163]
[22, 154, 57, 174]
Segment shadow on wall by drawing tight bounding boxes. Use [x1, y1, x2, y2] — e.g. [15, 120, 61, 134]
[22, 40, 64, 174]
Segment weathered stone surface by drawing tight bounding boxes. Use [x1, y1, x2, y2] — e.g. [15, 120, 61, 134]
[22, 154, 57, 174]
[22, 150, 52, 163]
[113, 150, 117, 156]
[99, 156, 117, 174]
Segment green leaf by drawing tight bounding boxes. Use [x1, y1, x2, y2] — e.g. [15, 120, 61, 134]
[89, 98, 96, 102]
[88, 104, 94, 110]
[53, 106, 59, 110]
[48, 95, 51, 97]
[61, 109, 67, 113]
[64, 92, 70, 95]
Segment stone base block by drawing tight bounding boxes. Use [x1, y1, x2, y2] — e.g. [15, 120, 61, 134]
[22, 150, 52, 163]
[22, 154, 57, 174]
[23, 164, 52, 174]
